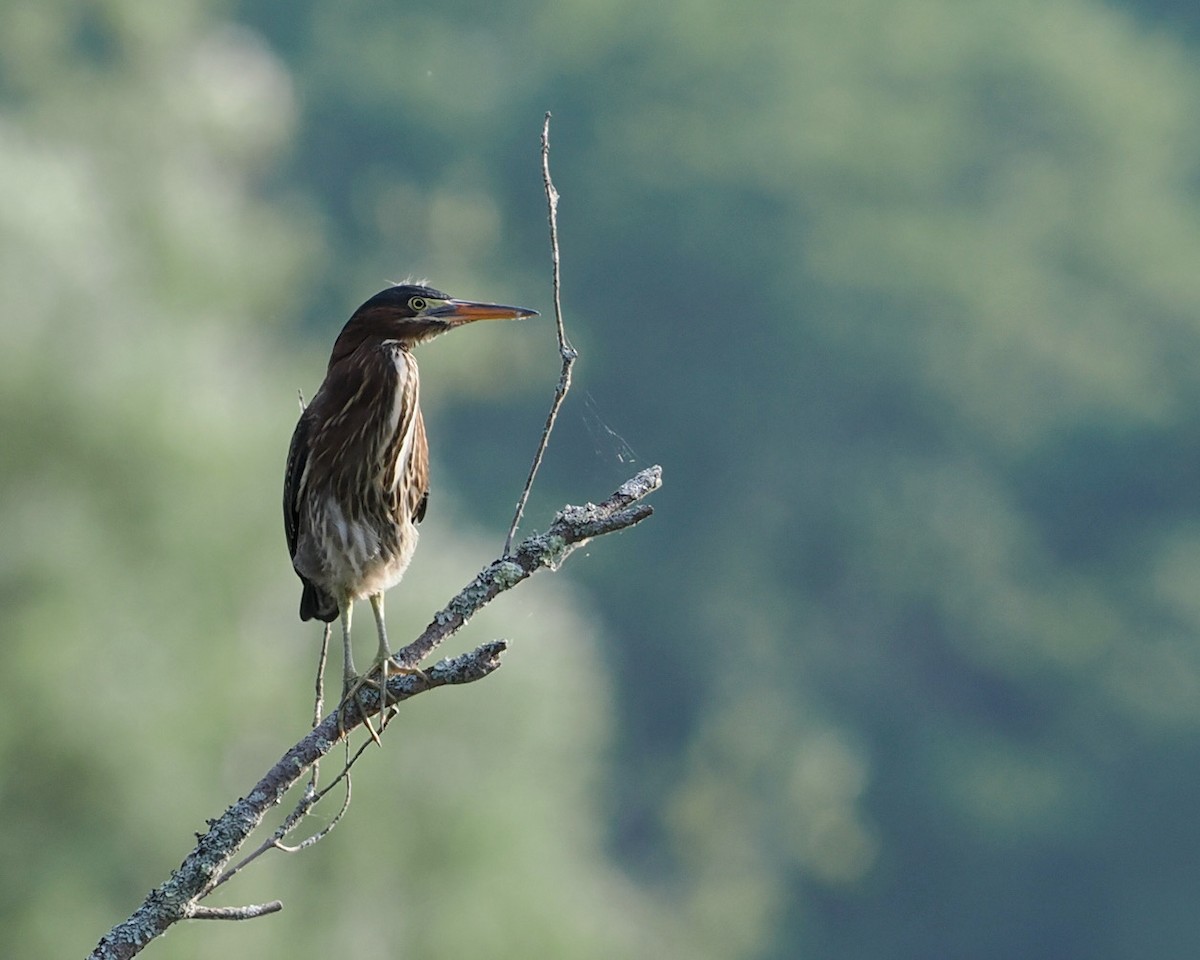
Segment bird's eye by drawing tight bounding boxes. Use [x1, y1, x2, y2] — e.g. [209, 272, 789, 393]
[408, 296, 427, 311]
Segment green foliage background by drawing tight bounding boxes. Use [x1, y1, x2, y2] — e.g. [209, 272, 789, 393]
[4, 0, 1200, 957]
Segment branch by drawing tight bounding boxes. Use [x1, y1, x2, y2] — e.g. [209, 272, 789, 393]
[86, 468, 661, 960]
[186, 902, 283, 921]
[397, 464, 661, 674]
[505, 112, 577, 555]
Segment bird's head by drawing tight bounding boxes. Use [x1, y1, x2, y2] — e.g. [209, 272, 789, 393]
[329, 283, 538, 366]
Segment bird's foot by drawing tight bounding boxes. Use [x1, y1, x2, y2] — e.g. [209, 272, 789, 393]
[337, 676, 381, 746]
[338, 657, 428, 743]
[368, 657, 431, 733]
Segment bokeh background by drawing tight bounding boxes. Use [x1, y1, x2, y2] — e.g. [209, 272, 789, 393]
[5, 0, 1200, 957]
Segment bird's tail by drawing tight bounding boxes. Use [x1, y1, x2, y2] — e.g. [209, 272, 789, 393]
[300, 580, 339, 623]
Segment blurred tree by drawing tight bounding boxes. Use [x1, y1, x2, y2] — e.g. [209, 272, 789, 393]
[1122, 0, 1200, 37]
[231, 0, 1200, 957]
[10, 0, 1200, 957]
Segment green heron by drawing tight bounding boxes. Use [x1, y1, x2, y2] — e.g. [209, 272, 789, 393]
[284, 283, 537, 734]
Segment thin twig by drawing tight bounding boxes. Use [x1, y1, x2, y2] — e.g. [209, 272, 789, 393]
[272, 779, 352, 854]
[505, 112, 578, 556]
[302, 397, 327, 799]
[209, 765, 353, 892]
[313, 623, 329, 730]
[308, 622, 330, 787]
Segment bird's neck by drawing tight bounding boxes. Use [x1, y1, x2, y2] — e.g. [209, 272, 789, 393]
[327, 333, 412, 371]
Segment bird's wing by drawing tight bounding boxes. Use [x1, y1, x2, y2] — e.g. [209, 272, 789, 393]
[388, 400, 429, 526]
[282, 408, 312, 561]
[411, 408, 429, 524]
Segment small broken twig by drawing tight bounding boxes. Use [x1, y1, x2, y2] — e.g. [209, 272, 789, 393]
[186, 902, 283, 922]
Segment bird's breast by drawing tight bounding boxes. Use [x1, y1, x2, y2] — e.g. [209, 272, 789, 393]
[294, 495, 419, 600]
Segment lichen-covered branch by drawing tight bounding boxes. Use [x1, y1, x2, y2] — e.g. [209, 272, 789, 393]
[396, 464, 662, 671]
[186, 902, 284, 921]
[86, 467, 661, 960]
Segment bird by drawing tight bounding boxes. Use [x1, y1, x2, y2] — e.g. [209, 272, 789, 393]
[283, 283, 538, 737]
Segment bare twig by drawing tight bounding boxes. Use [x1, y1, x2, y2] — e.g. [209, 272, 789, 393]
[305, 622, 331, 791]
[87, 469, 661, 960]
[505, 112, 578, 556]
[271, 779, 352, 854]
[312, 623, 329, 730]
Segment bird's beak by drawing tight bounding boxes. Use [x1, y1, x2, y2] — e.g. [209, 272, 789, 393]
[427, 299, 539, 326]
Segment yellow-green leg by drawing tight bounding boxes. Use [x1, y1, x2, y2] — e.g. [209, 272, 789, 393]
[337, 596, 382, 745]
[369, 593, 394, 723]
[341, 592, 428, 741]
[339, 595, 356, 687]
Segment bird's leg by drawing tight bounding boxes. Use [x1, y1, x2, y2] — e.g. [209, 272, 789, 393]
[369, 593, 394, 720]
[337, 596, 382, 745]
[339, 596, 357, 689]
[344, 593, 429, 734]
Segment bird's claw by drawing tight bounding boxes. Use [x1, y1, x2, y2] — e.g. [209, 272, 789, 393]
[337, 677, 382, 746]
[338, 658, 428, 743]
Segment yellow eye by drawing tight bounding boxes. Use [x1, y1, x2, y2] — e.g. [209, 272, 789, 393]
[408, 296, 427, 311]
